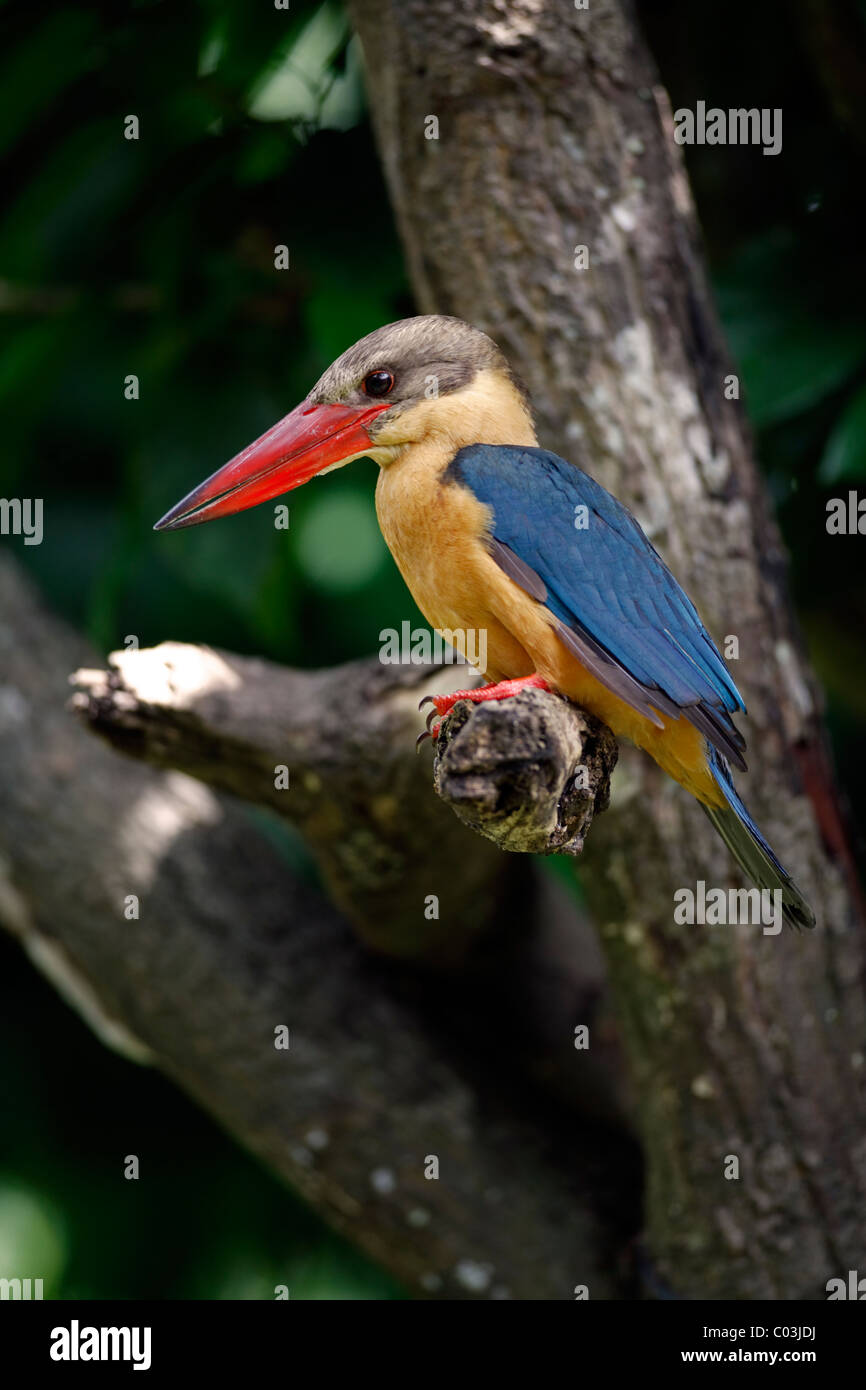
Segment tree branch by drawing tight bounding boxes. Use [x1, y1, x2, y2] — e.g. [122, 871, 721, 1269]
[432, 691, 617, 855]
[72, 642, 617, 859]
[0, 554, 636, 1298]
[71, 640, 616, 949]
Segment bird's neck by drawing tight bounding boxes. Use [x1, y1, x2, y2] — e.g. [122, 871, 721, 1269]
[373, 369, 538, 630]
[425, 367, 538, 453]
[370, 368, 538, 474]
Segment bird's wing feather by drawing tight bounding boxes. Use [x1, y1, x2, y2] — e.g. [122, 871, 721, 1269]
[447, 444, 747, 768]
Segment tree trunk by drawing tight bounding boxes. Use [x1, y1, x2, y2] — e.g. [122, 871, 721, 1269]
[347, 0, 866, 1297]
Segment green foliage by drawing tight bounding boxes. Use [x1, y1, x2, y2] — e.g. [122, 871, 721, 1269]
[716, 229, 866, 430]
[0, 0, 414, 664]
[819, 382, 866, 483]
[0, 0, 412, 1302]
[715, 224, 866, 485]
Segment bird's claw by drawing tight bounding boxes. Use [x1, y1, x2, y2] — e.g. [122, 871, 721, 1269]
[417, 691, 447, 750]
[416, 695, 444, 751]
[416, 718, 442, 752]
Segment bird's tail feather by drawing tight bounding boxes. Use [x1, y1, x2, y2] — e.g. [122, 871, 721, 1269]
[704, 749, 816, 931]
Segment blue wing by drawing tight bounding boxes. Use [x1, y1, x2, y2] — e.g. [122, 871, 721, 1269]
[446, 444, 747, 768]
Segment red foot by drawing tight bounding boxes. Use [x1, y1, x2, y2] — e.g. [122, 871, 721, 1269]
[416, 674, 550, 748]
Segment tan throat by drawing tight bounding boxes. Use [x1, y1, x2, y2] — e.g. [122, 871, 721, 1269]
[366, 367, 538, 470]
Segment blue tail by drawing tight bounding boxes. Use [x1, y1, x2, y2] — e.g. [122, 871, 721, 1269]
[704, 749, 815, 930]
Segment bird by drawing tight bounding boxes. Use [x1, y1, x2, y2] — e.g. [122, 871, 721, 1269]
[155, 314, 815, 930]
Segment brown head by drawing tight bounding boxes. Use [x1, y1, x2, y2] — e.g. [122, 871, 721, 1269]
[154, 315, 535, 530]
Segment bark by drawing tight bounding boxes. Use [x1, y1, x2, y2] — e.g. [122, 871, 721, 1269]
[69, 637, 626, 1120]
[347, 0, 866, 1297]
[432, 690, 617, 855]
[0, 554, 635, 1299]
[73, 643, 616, 863]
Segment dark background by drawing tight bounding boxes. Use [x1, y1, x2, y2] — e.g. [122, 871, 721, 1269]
[0, 0, 863, 1297]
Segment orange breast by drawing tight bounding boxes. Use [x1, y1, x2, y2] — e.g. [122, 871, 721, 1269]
[375, 447, 723, 808]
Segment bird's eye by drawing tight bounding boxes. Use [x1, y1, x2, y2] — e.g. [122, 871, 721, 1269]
[363, 369, 395, 398]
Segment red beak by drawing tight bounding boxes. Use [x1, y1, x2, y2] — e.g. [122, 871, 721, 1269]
[154, 399, 390, 531]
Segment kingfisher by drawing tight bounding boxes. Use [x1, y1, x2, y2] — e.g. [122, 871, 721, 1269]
[155, 315, 814, 929]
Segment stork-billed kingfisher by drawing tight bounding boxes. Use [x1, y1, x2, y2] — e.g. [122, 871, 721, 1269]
[155, 315, 814, 930]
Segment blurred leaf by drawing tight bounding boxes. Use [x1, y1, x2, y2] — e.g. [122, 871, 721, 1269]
[0, 319, 68, 404]
[803, 607, 866, 719]
[0, 121, 142, 278]
[0, 1182, 67, 1295]
[0, 10, 97, 159]
[818, 380, 866, 482]
[236, 127, 296, 184]
[715, 230, 866, 427]
[201, 0, 303, 96]
[735, 316, 866, 427]
[305, 271, 398, 366]
[247, 2, 350, 124]
[295, 487, 387, 593]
